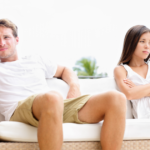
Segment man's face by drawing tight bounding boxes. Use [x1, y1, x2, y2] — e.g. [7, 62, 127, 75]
[0, 26, 19, 62]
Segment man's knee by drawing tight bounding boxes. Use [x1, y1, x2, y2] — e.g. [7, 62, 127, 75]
[43, 91, 63, 108]
[105, 90, 127, 111]
[33, 91, 64, 120]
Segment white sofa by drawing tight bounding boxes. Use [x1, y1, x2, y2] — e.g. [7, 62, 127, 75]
[0, 77, 150, 150]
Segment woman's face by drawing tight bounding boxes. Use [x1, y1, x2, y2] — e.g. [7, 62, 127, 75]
[133, 32, 150, 60]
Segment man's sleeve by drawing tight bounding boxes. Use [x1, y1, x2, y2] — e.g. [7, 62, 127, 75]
[38, 56, 57, 78]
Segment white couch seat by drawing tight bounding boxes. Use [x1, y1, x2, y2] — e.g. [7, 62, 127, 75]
[0, 77, 150, 142]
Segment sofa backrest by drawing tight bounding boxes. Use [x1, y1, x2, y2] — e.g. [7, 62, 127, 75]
[0, 114, 4, 121]
[79, 77, 133, 119]
[0, 77, 133, 122]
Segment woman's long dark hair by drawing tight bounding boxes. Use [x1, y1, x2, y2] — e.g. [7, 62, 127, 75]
[118, 25, 150, 65]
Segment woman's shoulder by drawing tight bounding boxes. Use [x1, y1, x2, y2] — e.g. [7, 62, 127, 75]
[114, 65, 127, 78]
[114, 65, 126, 72]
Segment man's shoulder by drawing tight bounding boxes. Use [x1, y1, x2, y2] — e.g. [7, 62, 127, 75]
[20, 55, 46, 64]
[21, 55, 55, 66]
[21, 55, 40, 60]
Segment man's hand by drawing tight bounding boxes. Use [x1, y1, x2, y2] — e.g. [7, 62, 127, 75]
[67, 83, 81, 99]
[54, 65, 81, 98]
[123, 79, 136, 88]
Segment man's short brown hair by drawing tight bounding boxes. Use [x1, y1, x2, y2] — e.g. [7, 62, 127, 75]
[0, 19, 18, 37]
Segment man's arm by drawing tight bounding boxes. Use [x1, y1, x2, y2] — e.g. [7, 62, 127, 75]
[54, 65, 81, 99]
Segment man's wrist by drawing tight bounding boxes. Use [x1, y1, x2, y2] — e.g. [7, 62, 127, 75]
[69, 82, 80, 88]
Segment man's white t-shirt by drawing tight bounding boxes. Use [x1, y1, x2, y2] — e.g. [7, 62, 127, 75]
[0, 55, 57, 121]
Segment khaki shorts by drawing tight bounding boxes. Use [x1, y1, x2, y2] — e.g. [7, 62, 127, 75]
[10, 94, 92, 127]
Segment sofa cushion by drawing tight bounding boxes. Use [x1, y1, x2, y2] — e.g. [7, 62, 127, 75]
[0, 114, 4, 122]
[79, 78, 133, 119]
[46, 78, 69, 99]
[47, 77, 133, 119]
[0, 120, 150, 142]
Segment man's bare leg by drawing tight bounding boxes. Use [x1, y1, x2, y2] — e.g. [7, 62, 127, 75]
[78, 90, 126, 150]
[32, 91, 64, 150]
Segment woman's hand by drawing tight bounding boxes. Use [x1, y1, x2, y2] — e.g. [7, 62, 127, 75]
[123, 79, 136, 88]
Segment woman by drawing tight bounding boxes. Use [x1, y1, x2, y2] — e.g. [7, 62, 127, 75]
[114, 25, 150, 119]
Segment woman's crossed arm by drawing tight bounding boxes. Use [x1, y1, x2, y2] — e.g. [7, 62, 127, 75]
[114, 66, 150, 100]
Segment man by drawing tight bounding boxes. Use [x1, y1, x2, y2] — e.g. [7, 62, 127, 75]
[0, 19, 126, 150]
